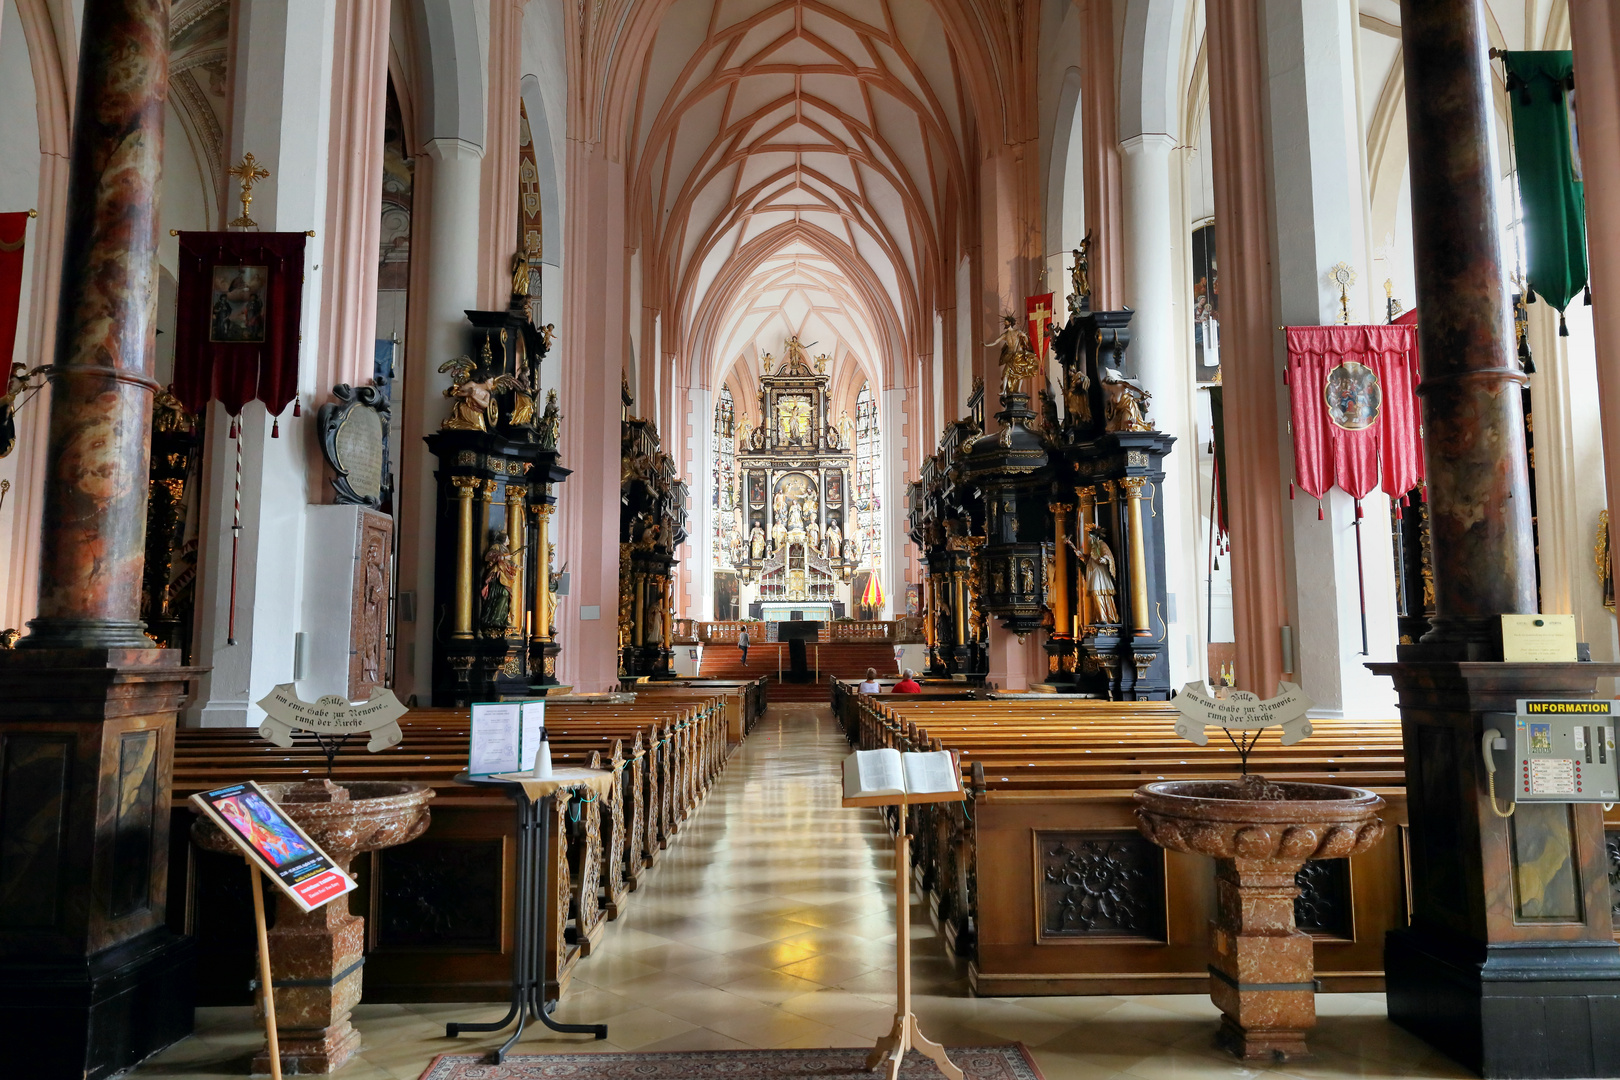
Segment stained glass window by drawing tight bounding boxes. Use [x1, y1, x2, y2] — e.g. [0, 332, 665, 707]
[853, 383, 881, 569]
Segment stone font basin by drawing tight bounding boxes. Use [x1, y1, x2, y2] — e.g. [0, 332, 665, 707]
[193, 778, 434, 1075]
[1133, 774, 1385, 1063]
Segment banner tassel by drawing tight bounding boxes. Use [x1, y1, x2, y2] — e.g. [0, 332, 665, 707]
[1317, 500, 1324, 521]
[1355, 498, 1363, 520]
[271, 417, 280, 439]
[1560, 312, 1569, 337]
[1585, 285, 1593, 306]
[293, 398, 303, 417]
[1290, 480, 1295, 500]
[228, 415, 238, 440]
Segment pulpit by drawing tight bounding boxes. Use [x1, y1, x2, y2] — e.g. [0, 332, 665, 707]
[619, 391, 688, 678]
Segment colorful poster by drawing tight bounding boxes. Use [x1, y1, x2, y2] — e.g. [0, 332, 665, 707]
[190, 781, 357, 913]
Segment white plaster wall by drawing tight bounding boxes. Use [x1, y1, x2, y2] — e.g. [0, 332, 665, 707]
[0, 0, 42, 632]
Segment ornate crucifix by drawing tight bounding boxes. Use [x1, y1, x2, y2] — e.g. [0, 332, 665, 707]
[228, 153, 272, 229]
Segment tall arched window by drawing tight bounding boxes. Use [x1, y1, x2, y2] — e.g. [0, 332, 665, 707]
[711, 385, 736, 568]
[853, 383, 881, 568]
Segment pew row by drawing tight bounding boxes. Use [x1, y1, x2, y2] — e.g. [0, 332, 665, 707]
[831, 681, 1410, 996]
[167, 692, 733, 1004]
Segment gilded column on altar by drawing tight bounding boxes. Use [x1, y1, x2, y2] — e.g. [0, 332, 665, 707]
[534, 503, 554, 639]
[1075, 486, 1096, 632]
[505, 485, 526, 635]
[452, 477, 479, 636]
[1122, 477, 1151, 635]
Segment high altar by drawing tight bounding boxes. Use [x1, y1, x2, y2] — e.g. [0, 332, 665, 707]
[729, 338, 860, 621]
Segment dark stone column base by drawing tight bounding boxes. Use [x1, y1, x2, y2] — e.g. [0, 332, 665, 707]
[0, 927, 195, 1080]
[1386, 928, 1620, 1078]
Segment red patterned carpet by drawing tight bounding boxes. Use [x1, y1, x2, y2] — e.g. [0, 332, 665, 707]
[417, 1045, 1044, 1079]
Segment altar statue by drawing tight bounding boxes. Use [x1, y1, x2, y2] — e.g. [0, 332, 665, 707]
[826, 518, 843, 559]
[1065, 366, 1091, 426]
[536, 389, 561, 449]
[772, 518, 787, 553]
[1069, 231, 1093, 317]
[838, 410, 855, 451]
[750, 523, 766, 559]
[479, 534, 522, 635]
[1082, 525, 1119, 624]
[789, 501, 803, 532]
[778, 397, 795, 444]
[439, 354, 523, 432]
[1102, 369, 1153, 432]
[985, 314, 1040, 395]
[807, 519, 822, 553]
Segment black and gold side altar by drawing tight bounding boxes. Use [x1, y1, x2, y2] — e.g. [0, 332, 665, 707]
[425, 296, 569, 705]
[908, 382, 989, 678]
[1042, 309, 1175, 699]
[619, 382, 689, 678]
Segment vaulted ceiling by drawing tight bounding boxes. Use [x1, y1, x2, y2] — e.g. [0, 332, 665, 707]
[627, 0, 976, 393]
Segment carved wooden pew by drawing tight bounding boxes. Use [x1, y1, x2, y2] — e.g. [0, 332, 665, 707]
[168, 691, 732, 1005]
[840, 693, 1409, 997]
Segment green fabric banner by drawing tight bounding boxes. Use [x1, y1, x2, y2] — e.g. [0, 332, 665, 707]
[1504, 50, 1587, 314]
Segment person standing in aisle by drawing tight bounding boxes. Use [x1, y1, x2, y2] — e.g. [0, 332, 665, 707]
[738, 627, 750, 666]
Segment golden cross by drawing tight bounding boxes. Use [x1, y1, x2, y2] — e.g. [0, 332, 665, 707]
[228, 153, 271, 229]
[1030, 301, 1052, 355]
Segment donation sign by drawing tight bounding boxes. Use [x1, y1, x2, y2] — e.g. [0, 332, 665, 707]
[257, 683, 408, 751]
[1172, 681, 1315, 746]
[190, 780, 357, 912]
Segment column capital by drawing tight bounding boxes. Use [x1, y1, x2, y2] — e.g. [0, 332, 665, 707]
[425, 137, 486, 163]
[1118, 132, 1177, 155]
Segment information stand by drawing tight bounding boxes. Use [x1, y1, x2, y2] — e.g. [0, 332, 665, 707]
[446, 768, 615, 1061]
[843, 773, 965, 1080]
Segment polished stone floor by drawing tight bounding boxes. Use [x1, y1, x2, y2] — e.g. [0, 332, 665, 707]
[134, 703, 1469, 1080]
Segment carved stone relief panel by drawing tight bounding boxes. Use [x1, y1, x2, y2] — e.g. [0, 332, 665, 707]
[349, 509, 394, 700]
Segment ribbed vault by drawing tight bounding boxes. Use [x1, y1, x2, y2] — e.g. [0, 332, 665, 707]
[629, 0, 975, 392]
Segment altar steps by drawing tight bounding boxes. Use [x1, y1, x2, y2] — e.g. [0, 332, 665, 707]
[699, 643, 901, 702]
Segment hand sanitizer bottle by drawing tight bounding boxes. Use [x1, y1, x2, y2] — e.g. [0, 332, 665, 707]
[531, 729, 552, 779]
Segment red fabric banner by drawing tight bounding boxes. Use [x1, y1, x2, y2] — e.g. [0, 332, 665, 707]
[171, 232, 308, 417]
[1026, 292, 1055, 364]
[1285, 324, 1422, 501]
[0, 212, 30, 367]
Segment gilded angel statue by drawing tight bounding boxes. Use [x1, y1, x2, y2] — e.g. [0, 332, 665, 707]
[439, 355, 524, 432]
[985, 314, 1040, 394]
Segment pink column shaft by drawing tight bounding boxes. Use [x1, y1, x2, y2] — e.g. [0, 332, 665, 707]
[478, 0, 524, 308]
[1207, 0, 1287, 693]
[1079, 0, 1124, 309]
[1570, 1, 1620, 590]
[318, 0, 390, 390]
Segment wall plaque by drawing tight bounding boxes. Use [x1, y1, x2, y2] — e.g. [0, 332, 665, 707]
[318, 381, 392, 508]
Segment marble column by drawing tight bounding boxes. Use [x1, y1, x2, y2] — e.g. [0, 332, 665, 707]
[1402, 1, 1534, 641]
[1205, 0, 1287, 693]
[1569, 1, 1620, 599]
[1372, 2, 1620, 1075]
[0, 0, 196, 1074]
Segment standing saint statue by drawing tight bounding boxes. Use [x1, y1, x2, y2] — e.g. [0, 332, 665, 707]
[807, 519, 822, 553]
[479, 534, 522, 635]
[1082, 526, 1119, 624]
[750, 522, 766, 559]
[985, 314, 1040, 395]
[826, 518, 843, 560]
[771, 517, 787, 553]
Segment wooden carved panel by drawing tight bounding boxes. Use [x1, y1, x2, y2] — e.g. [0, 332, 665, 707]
[1294, 858, 1353, 939]
[1036, 831, 1166, 941]
[349, 509, 394, 700]
[0, 733, 73, 928]
[373, 838, 503, 949]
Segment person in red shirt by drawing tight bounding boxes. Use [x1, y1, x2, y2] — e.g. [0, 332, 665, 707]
[893, 668, 922, 693]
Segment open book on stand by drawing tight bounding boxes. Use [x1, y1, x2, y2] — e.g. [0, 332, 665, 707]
[841, 748, 965, 807]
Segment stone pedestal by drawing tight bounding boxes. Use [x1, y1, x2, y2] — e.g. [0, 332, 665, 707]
[1135, 775, 1386, 1061]
[1370, 660, 1620, 1078]
[0, 649, 198, 1080]
[194, 779, 432, 1074]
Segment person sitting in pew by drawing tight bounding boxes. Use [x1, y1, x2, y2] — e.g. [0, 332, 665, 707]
[858, 668, 882, 694]
[894, 669, 921, 693]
